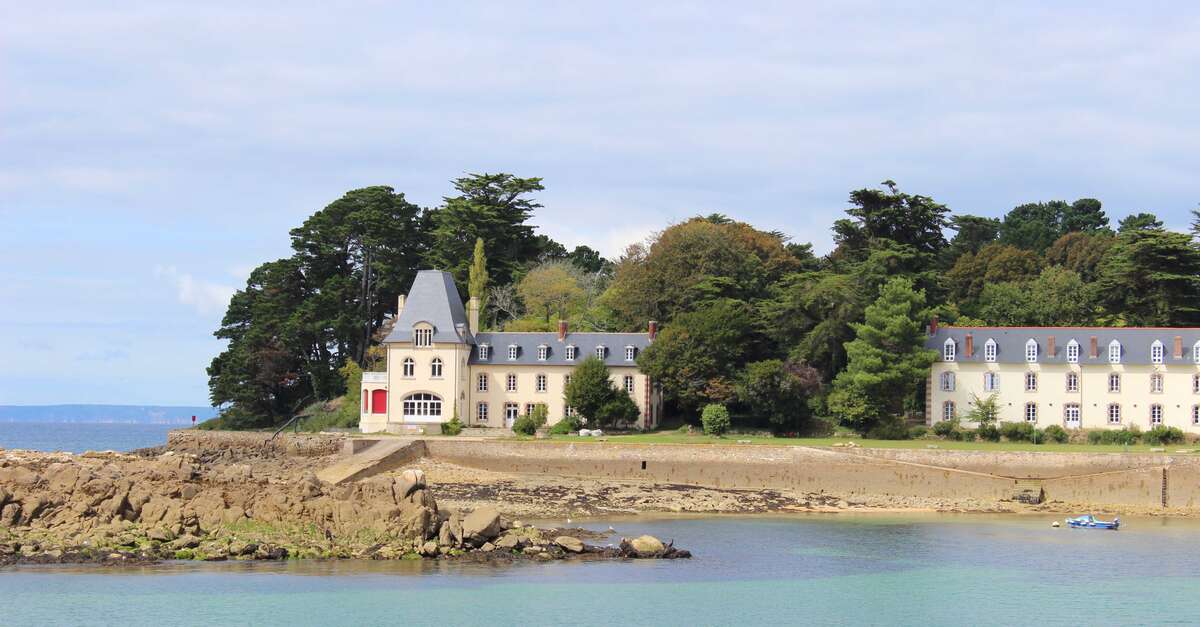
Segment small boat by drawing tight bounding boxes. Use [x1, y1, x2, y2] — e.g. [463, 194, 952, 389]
[1066, 514, 1120, 530]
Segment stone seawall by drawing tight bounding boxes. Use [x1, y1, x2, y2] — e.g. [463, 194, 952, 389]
[166, 430, 346, 458]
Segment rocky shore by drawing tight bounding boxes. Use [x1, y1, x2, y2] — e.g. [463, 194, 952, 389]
[0, 444, 689, 566]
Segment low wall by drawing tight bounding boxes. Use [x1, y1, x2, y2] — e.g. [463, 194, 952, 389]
[167, 430, 346, 457]
[846, 448, 1173, 479]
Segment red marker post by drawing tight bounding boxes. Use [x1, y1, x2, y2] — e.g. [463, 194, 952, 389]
[192, 415, 196, 427]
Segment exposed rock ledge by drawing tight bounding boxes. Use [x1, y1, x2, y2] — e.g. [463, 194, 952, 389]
[0, 447, 688, 566]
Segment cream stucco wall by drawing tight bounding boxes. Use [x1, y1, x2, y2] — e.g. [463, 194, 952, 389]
[465, 364, 648, 428]
[930, 361, 1200, 431]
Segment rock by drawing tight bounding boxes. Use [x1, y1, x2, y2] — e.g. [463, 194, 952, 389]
[461, 506, 501, 543]
[397, 469, 426, 499]
[510, 520, 524, 529]
[179, 485, 198, 500]
[629, 535, 664, 557]
[169, 535, 201, 550]
[555, 536, 584, 553]
[494, 533, 523, 550]
[480, 542, 495, 552]
[421, 541, 439, 557]
[147, 527, 176, 542]
[438, 520, 452, 546]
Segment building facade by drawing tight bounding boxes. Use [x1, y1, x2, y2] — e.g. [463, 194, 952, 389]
[927, 324, 1200, 432]
[360, 270, 663, 433]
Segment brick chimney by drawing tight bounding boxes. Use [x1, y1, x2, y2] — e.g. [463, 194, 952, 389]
[648, 320, 658, 341]
[1175, 336, 1183, 359]
[467, 297, 480, 335]
[1090, 336, 1098, 359]
[929, 315, 939, 335]
[557, 319, 568, 341]
[965, 333, 974, 357]
[1047, 335, 1056, 357]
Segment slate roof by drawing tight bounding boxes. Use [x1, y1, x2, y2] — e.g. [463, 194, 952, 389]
[383, 270, 473, 344]
[926, 327, 1200, 365]
[470, 332, 649, 367]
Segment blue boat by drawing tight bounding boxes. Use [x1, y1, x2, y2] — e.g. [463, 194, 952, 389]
[1066, 514, 1120, 530]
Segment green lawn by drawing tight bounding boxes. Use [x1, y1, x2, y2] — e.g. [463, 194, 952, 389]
[544, 431, 1199, 454]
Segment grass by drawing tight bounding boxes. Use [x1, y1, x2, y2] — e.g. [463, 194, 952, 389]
[543, 431, 1200, 454]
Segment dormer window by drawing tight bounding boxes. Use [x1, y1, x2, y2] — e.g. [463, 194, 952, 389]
[983, 339, 997, 362]
[478, 344, 490, 360]
[1066, 339, 1079, 364]
[1151, 340, 1164, 365]
[565, 345, 577, 361]
[1194, 341, 1200, 364]
[1025, 339, 1038, 363]
[508, 345, 519, 360]
[1108, 340, 1122, 364]
[942, 338, 956, 362]
[414, 327, 433, 347]
[625, 346, 637, 361]
[537, 345, 549, 361]
[595, 345, 606, 359]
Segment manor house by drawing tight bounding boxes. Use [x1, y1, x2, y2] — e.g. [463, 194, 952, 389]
[927, 321, 1200, 432]
[359, 270, 662, 433]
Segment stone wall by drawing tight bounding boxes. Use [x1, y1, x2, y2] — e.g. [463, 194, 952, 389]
[167, 430, 346, 458]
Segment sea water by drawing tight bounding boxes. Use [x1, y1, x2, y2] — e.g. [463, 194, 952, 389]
[3, 513, 1198, 626]
[0, 422, 180, 453]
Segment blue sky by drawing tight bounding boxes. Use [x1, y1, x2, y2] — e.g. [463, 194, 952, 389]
[3, 2, 1198, 406]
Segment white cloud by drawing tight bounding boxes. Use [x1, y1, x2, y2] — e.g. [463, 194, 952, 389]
[154, 265, 236, 316]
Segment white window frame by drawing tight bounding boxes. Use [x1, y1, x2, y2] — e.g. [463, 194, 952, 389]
[1193, 374, 1200, 394]
[1064, 403, 1081, 427]
[624, 375, 635, 393]
[1193, 405, 1200, 426]
[1025, 339, 1038, 363]
[477, 402, 489, 423]
[565, 405, 577, 417]
[508, 345, 519, 361]
[564, 374, 572, 388]
[1108, 340, 1121, 364]
[1024, 402, 1038, 423]
[1150, 404, 1164, 425]
[1194, 341, 1200, 364]
[537, 345, 549, 361]
[625, 346, 637, 361]
[402, 357, 415, 378]
[943, 338, 956, 362]
[1025, 372, 1038, 392]
[595, 345, 606, 359]
[506, 373, 517, 392]
[430, 357, 443, 378]
[1108, 373, 1121, 393]
[1108, 404, 1122, 425]
[1066, 340, 1079, 364]
[414, 327, 433, 347]
[984, 339, 997, 362]
[1151, 373, 1164, 393]
[1066, 372, 1079, 393]
[478, 344, 490, 360]
[984, 372, 999, 392]
[940, 371, 955, 392]
[942, 400, 955, 421]
[402, 393, 442, 418]
[504, 402, 519, 423]
[536, 374, 547, 393]
[565, 345, 577, 361]
[477, 373, 488, 392]
[1151, 340, 1164, 365]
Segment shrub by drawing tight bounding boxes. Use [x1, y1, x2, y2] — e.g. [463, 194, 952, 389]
[440, 416, 463, 436]
[866, 416, 911, 440]
[1042, 424, 1068, 444]
[1088, 428, 1142, 445]
[549, 414, 582, 435]
[959, 429, 977, 442]
[1145, 425, 1185, 446]
[701, 404, 731, 436]
[511, 415, 538, 436]
[596, 394, 639, 428]
[1000, 421, 1036, 442]
[1030, 428, 1046, 445]
[932, 419, 959, 438]
[977, 423, 1001, 442]
[908, 425, 929, 439]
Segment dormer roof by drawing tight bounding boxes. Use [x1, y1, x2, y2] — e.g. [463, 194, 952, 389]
[384, 270, 473, 344]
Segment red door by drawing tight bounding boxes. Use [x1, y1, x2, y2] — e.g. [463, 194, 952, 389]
[371, 389, 387, 414]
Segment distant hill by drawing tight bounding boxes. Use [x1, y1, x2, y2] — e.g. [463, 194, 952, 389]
[0, 405, 218, 424]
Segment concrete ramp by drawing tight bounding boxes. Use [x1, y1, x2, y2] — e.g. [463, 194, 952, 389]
[316, 439, 426, 485]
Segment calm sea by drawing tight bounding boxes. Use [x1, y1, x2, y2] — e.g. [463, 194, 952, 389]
[0, 422, 179, 453]
[3, 513, 1199, 626]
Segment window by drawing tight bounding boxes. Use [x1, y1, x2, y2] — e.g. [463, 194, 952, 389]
[942, 401, 955, 421]
[1025, 372, 1038, 392]
[1151, 373, 1164, 393]
[624, 375, 635, 394]
[625, 346, 637, 361]
[1194, 374, 1200, 394]
[536, 374, 547, 392]
[596, 345, 606, 359]
[1064, 403, 1081, 427]
[984, 339, 997, 362]
[1108, 373, 1121, 393]
[506, 373, 517, 392]
[984, 372, 1000, 391]
[430, 358, 443, 378]
[524, 403, 537, 415]
[537, 345, 549, 361]
[1066, 340, 1079, 364]
[1150, 404, 1164, 426]
[1194, 341, 1200, 364]
[1108, 340, 1121, 364]
[477, 402, 489, 423]
[1151, 340, 1164, 364]
[1193, 405, 1200, 426]
[402, 357, 415, 378]
[508, 345, 519, 361]
[1066, 372, 1079, 393]
[939, 371, 955, 392]
[943, 338, 956, 362]
[1024, 402, 1038, 423]
[371, 389, 387, 414]
[477, 373, 488, 392]
[402, 393, 441, 418]
[565, 345, 577, 360]
[565, 406, 577, 417]
[414, 327, 433, 347]
[564, 374, 572, 388]
[1025, 339, 1038, 363]
[1107, 404, 1122, 425]
[478, 344, 490, 360]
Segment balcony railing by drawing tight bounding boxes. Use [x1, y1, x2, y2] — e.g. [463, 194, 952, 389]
[362, 372, 387, 384]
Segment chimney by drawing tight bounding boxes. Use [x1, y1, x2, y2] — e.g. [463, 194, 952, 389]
[929, 315, 939, 335]
[1047, 335, 1056, 357]
[558, 320, 568, 341]
[964, 333, 974, 357]
[467, 296, 480, 335]
[1090, 336, 1098, 359]
[397, 294, 406, 319]
[648, 320, 658, 341]
[1175, 336, 1183, 359]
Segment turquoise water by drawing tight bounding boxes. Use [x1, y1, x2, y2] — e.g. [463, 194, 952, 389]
[0, 422, 180, 453]
[4, 514, 1200, 626]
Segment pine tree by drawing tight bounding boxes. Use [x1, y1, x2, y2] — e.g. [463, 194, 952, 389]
[469, 237, 489, 312]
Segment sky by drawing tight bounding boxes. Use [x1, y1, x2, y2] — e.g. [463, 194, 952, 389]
[3, 2, 1199, 406]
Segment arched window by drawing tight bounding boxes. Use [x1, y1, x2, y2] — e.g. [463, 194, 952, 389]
[1066, 372, 1079, 393]
[1108, 340, 1122, 364]
[1024, 402, 1038, 423]
[942, 401, 955, 421]
[984, 339, 997, 362]
[1108, 373, 1121, 393]
[430, 358, 443, 378]
[363, 393, 368, 412]
[402, 358, 414, 378]
[1151, 340, 1165, 364]
[1025, 372, 1038, 392]
[371, 389, 388, 414]
[1107, 403, 1122, 425]
[401, 393, 441, 418]
[1066, 339, 1079, 364]
[1150, 404, 1164, 425]
[1150, 373, 1163, 393]
[1025, 339, 1039, 363]
[939, 371, 955, 392]
[984, 372, 1000, 391]
[943, 338, 956, 362]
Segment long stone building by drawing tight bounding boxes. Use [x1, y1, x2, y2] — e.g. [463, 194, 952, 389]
[359, 270, 663, 433]
[927, 321, 1200, 432]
